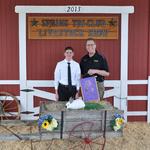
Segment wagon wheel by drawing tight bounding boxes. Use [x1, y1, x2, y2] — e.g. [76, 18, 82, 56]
[68, 121, 105, 150]
[0, 92, 20, 120]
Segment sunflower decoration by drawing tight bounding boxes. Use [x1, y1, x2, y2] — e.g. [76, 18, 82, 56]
[110, 113, 124, 131]
[38, 114, 58, 131]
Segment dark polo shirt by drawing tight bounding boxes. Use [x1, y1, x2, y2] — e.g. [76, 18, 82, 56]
[80, 51, 109, 82]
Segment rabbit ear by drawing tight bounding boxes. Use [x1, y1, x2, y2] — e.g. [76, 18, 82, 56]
[66, 101, 70, 107]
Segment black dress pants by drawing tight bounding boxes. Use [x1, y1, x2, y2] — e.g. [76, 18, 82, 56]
[58, 83, 77, 101]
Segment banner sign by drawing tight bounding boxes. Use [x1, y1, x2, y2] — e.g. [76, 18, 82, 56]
[28, 16, 119, 39]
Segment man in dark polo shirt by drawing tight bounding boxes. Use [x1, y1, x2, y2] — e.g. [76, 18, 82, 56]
[80, 38, 109, 100]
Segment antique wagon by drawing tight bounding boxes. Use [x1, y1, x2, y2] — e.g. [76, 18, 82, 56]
[39, 101, 123, 150]
[0, 91, 123, 149]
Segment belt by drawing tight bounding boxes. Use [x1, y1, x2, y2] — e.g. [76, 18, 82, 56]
[59, 83, 76, 88]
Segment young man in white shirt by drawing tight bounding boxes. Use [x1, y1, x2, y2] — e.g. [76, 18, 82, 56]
[54, 47, 81, 101]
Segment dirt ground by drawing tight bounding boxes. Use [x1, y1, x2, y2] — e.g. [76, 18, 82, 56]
[0, 122, 150, 150]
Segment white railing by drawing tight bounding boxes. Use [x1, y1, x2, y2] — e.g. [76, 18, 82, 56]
[0, 76, 150, 121]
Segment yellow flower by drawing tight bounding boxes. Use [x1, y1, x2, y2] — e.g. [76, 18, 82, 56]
[116, 118, 124, 126]
[42, 120, 49, 129]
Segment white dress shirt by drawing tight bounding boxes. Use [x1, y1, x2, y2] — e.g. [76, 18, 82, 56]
[54, 59, 81, 90]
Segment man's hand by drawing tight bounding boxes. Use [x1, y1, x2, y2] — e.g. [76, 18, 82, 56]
[75, 92, 79, 99]
[88, 69, 110, 77]
[88, 69, 97, 75]
[55, 90, 59, 101]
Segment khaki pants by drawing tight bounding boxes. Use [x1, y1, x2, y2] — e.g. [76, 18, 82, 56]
[97, 82, 105, 101]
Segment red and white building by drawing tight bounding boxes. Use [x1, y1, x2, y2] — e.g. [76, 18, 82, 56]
[0, 0, 150, 122]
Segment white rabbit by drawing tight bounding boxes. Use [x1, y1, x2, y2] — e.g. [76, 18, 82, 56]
[66, 98, 85, 109]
